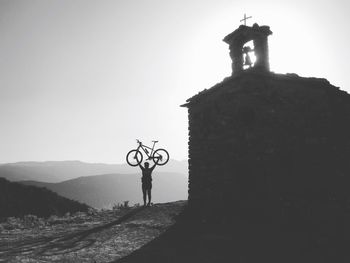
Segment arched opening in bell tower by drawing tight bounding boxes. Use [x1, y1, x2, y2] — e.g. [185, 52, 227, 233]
[242, 40, 256, 70]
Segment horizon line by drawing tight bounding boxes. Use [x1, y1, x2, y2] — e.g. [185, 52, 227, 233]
[0, 158, 188, 166]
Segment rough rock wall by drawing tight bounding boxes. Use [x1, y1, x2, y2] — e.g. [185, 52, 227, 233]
[186, 71, 350, 220]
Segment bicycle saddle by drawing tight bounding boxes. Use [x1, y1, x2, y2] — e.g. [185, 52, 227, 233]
[152, 140, 159, 143]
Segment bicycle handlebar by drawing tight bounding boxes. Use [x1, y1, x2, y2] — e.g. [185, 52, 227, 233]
[136, 139, 158, 145]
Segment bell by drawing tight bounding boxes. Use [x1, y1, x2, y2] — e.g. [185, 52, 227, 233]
[244, 53, 253, 66]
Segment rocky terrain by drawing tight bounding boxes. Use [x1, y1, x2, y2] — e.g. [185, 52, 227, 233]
[0, 201, 186, 263]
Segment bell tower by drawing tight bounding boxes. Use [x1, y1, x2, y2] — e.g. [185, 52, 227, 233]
[223, 23, 272, 75]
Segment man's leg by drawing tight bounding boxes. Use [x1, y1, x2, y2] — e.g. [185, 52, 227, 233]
[142, 184, 147, 206]
[147, 189, 152, 206]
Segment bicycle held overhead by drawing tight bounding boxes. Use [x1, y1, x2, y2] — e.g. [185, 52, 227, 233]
[126, 139, 169, 167]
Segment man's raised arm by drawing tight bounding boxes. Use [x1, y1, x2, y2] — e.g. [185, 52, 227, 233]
[138, 162, 145, 171]
[150, 163, 157, 171]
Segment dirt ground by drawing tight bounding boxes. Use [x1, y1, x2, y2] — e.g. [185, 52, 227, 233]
[0, 201, 186, 263]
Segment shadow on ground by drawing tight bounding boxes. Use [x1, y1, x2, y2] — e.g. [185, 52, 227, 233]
[115, 207, 349, 263]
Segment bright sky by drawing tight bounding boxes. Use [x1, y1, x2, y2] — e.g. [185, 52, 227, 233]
[1, 0, 349, 164]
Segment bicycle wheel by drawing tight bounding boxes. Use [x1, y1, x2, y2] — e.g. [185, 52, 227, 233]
[126, 150, 143, 166]
[152, 149, 169, 166]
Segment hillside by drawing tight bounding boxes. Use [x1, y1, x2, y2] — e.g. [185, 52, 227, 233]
[21, 172, 188, 208]
[0, 177, 89, 219]
[0, 159, 188, 183]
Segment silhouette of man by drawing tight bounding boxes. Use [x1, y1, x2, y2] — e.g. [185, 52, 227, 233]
[138, 162, 156, 206]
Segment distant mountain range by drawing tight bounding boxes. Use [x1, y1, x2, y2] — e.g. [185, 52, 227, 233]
[0, 159, 188, 183]
[0, 160, 188, 209]
[21, 172, 188, 208]
[0, 177, 89, 219]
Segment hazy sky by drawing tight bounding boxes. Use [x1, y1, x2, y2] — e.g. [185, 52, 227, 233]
[1, 0, 349, 164]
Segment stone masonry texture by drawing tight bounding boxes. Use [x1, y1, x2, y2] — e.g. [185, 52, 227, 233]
[183, 70, 350, 221]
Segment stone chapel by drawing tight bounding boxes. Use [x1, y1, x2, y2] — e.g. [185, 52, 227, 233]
[182, 23, 350, 221]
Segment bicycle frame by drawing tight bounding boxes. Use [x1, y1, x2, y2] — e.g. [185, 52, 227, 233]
[136, 140, 157, 160]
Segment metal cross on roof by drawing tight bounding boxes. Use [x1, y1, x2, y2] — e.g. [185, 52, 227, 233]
[240, 13, 252, 26]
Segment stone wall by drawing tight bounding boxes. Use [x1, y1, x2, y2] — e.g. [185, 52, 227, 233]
[184, 71, 350, 221]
